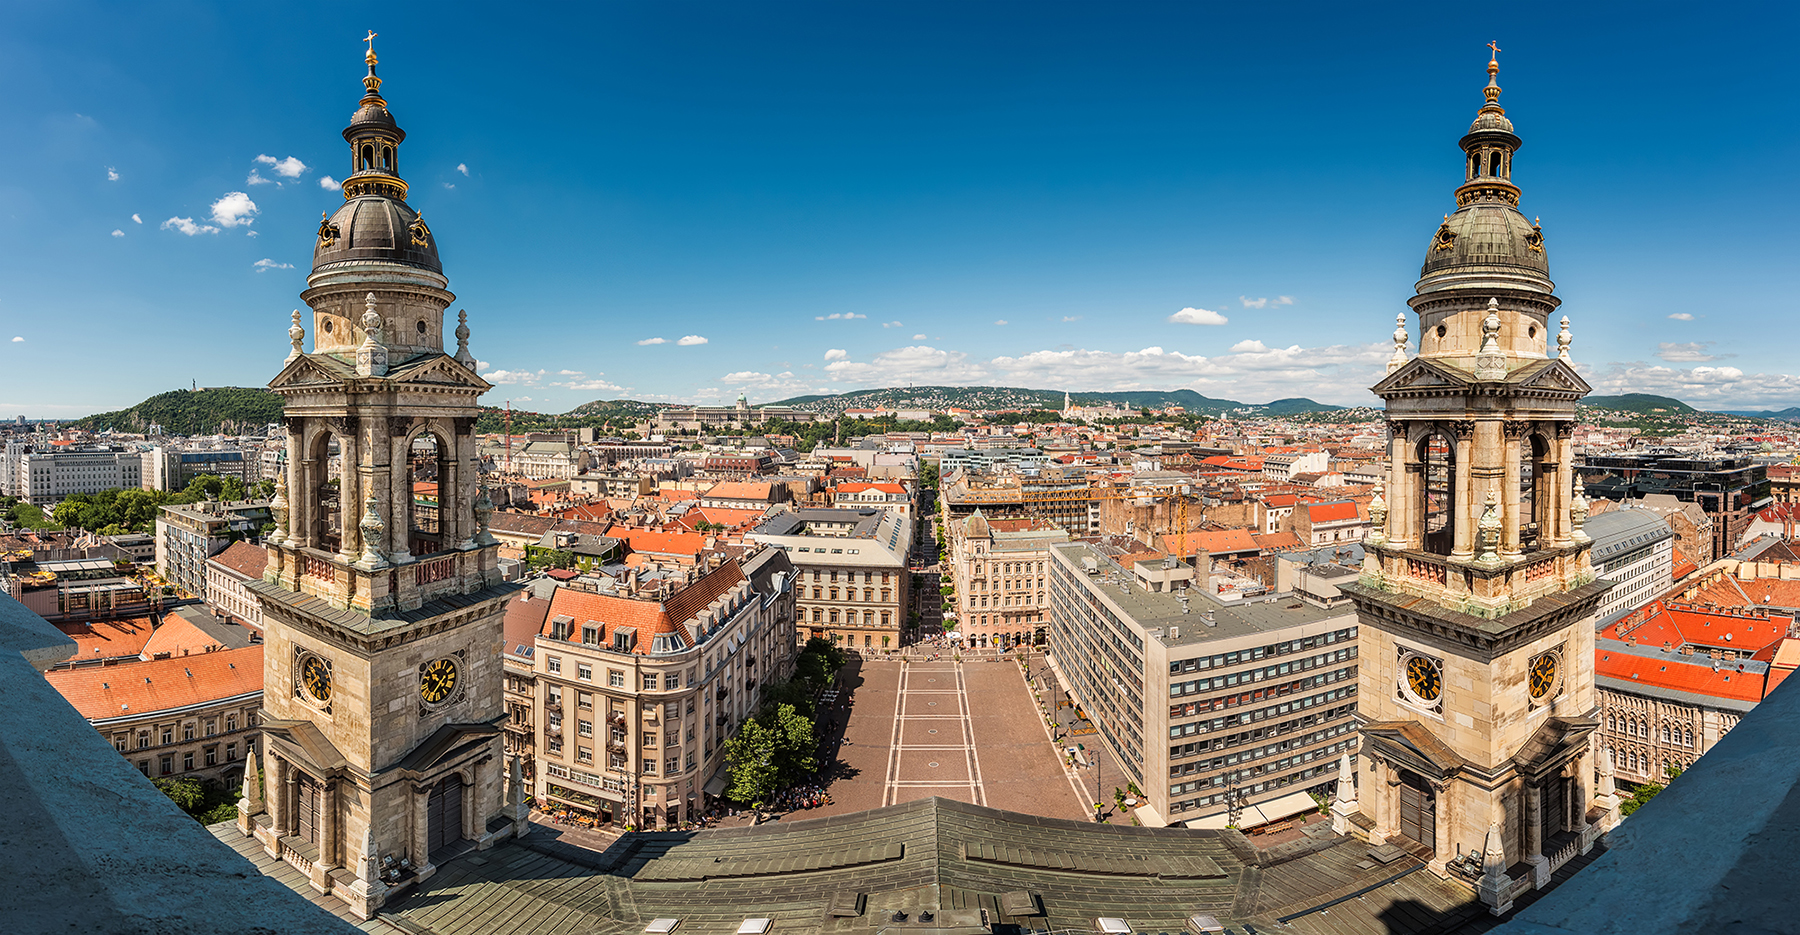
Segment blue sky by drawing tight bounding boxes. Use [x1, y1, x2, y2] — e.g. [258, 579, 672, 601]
[1, 1, 1796, 417]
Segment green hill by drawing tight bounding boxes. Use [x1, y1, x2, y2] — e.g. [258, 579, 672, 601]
[70, 387, 284, 435]
[1577, 394, 1697, 415]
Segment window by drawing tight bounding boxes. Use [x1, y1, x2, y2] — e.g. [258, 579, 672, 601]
[183, 724, 195, 741]
[578, 692, 592, 709]
[183, 752, 194, 771]
[643, 759, 657, 775]
[577, 664, 593, 681]
[204, 747, 217, 766]
[686, 751, 696, 770]
[609, 670, 625, 688]
[114, 737, 127, 752]
[643, 732, 657, 747]
[643, 673, 659, 690]
[666, 672, 681, 689]
[578, 719, 593, 737]
[548, 685, 563, 705]
[138, 761, 149, 776]
[160, 728, 173, 746]
[583, 625, 600, 645]
[547, 656, 562, 674]
[610, 752, 626, 770]
[204, 720, 215, 737]
[159, 756, 173, 776]
[137, 732, 150, 750]
[548, 736, 563, 753]
[666, 756, 681, 774]
[227, 743, 237, 761]
[576, 746, 592, 764]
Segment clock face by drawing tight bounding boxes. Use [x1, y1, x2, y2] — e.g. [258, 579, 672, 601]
[1529, 652, 1559, 699]
[420, 657, 459, 706]
[1404, 655, 1442, 703]
[300, 655, 332, 703]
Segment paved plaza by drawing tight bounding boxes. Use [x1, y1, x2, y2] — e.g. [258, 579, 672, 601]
[794, 651, 1097, 822]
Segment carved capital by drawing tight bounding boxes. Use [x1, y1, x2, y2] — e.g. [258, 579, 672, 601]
[453, 416, 477, 436]
[1504, 420, 1531, 439]
[1384, 420, 1407, 440]
[329, 415, 361, 438]
[388, 416, 414, 438]
[1553, 422, 1575, 439]
[1449, 420, 1477, 439]
[281, 415, 305, 435]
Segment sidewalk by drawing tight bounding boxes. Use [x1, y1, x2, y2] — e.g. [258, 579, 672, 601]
[1036, 651, 1143, 825]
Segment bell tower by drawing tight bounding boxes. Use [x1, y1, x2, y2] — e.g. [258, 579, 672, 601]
[1341, 47, 1611, 916]
[239, 35, 523, 921]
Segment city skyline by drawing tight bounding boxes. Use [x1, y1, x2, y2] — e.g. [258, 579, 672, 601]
[1, 2, 1796, 417]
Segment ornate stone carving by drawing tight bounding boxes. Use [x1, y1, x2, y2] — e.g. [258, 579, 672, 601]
[287, 310, 305, 363]
[1449, 420, 1477, 439]
[329, 415, 360, 437]
[269, 462, 291, 547]
[317, 212, 340, 248]
[408, 214, 431, 247]
[357, 292, 389, 378]
[388, 416, 414, 438]
[1387, 312, 1409, 373]
[1367, 482, 1389, 547]
[1477, 492, 1502, 564]
[282, 415, 305, 434]
[472, 486, 498, 546]
[1526, 217, 1545, 254]
[1474, 297, 1507, 381]
[1557, 315, 1573, 361]
[358, 491, 389, 569]
[1503, 420, 1531, 439]
[1553, 422, 1575, 439]
[1571, 476, 1591, 543]
[453, 310, 475, 368]
[1431, 216, 1456, 252]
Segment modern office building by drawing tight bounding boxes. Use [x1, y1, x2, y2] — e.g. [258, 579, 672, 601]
[1047, 540, 1361, 829]
[1580, 453, 1771, 561]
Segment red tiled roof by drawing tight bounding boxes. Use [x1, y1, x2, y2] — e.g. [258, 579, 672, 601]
[1306, 501, 1360, 523]
[46, 644, 263, 720]
[1594, 649, 1765, 703]
[618, 529, 707, 559]
[504, 590, 551, 651]
[1670, 548, 1698, 581]
[988, 517, 1055, 533]
[1252, 532, 1305, 551]
[141, 611, 235, 659]
[836, 482, 906, 495]
[1603, 599, 1791, 655]
[1263, 494, 1300, 508]
[543, 561, 746, 655]
[57, 617, 156, 660]
[552, 502, 614, 523]
[207, 540, 268, 580]
[656, 488, 700, 502]
[1192, 528, 1260, 554]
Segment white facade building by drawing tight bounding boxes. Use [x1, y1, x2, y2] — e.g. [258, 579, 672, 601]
[4, 444, 144, 505]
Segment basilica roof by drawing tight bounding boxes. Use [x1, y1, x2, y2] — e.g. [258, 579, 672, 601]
[313, 195, 442, 274]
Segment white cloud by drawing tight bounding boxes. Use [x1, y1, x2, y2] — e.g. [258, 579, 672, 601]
[456, 163, 470, 176]
[912, 333, 927, 340]
[1169, 307, 1229, 326]
[443, 183, 455, 189]
[110, 229, 124, 237]
[1656, 342, 1734, 363]
[823, 345, 991, 385]
[994, 319, 1009, 326]
[637, 337, 668, 345]
[880, 321, 903, 328]
[813, 312, 867, 321]
[253, 155, 307, 179]
[1239, 295, 1296, 309]
[721, 370, 813, 393]
[557, 370, 583, 375]
[1061, 316, 1082, 322]
[1667, 312, 1696, 321]
[130, 214, 141, 224]
[475, 360, 490, 370]
[160, 216, 218, 236]
[209, 191, 258, 228]
[246, 230, 258, 238]
[677, 335, 709, 346]
[1230, 339, 1268, 353]
[1585, 363, 1800, 408]
[984, 340, 1388, 403]
[246, 169, 272, 186]
[318, 176, 341, 191]
[10, 337, 22, 343]
[824, 349, 849, 361]
[252, 258, 294, 272]
[479, 368, 545, 385]
[106, 167, 118, 181]
[555, 377, 625, 393]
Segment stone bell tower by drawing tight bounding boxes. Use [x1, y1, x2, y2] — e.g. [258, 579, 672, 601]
[238, 36, 523, 921]
[1340, 47, 1611, 916]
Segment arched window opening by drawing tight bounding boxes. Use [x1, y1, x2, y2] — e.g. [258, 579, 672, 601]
[1468, 154, 1478, 179]
[360, 144, 374, 172]
[1419, 431, 1456, 555]
[407, 432, 450, 557]
[1684, 726, 1693, 747]
[381, 145, 393, 171]
[1521, 434, 1552, 553]
[313, 433, 344, 553]
[1489, 152, 1504, 177]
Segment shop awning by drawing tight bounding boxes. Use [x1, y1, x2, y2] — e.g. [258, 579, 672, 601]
[703, 773, 729, 797]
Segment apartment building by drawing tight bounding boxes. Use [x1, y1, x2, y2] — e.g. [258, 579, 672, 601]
[832, 482, 914, 518]
[1048, 541, 1361, 829]
[748, 507, 912, 650]
[204, 539, 269, 629]
[1587, 508, 1676, 627]
[528, 547, 797, 828]
[154, 500, 271, 598]
[143, 445, 253, 492]
[947, 510, 1068, 648]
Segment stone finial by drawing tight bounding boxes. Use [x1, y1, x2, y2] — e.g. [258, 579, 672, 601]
[508, 753, 530, 836]
[1474, 297, 1507, 381]
[287, 310, 305, 363]
[1336, 752, 1355, 789]
[1387, 312, 1409, 373]
[268, 462, 290, 548]
[472, 486, 498, 546]
[1597, 746, 1617, 797]
[357, 491, 389, 569]
[356, 293, 389, 378]
[1572, 475, 1592, 543]
[454, 309, 475, 368]
[1477, 491, 1503, 564]
[1557, 315, 1573, 361]
[1482, 821, 1508, 877]
[1367, 481, 1388, 546]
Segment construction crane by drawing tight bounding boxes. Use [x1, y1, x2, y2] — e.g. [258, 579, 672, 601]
[504, 400, 513, 473]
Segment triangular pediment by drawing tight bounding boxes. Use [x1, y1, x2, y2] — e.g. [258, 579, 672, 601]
[1362, 719, 1467, 778]
[260, 718, 349, 776]
[1512, 358, 1592, 395]
[268, 353, 355, 390]
[1371, 357, 1473, 396]
[389, 354, 492, 391]
[393, 721, 501, 776]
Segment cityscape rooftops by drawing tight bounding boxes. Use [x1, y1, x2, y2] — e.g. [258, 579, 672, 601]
[45, 643, 263, 722]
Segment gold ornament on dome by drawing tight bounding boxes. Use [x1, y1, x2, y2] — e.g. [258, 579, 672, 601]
[318, 212, 340, 248]
[1526, 217, 1545, 254]
[409, 215, 431, 248]
[1432, 217, 1456, 252]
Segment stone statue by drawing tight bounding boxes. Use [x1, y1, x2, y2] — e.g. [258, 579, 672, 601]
[356, 292, 389, 378]
[1387, 312, 1409, 373]
[287, 309, 305, 363]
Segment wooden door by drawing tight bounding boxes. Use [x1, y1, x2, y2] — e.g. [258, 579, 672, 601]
[1541, 777, 1565, 844]
[427, 775, 464, 855]
[1398, 776, 1435, 852]
[296, 774, 321, 845]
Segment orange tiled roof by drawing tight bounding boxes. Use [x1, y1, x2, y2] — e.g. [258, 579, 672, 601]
[57, 617, 156, 660]
[140, 611, 236, 659]
[543, 561, 746, 655]
[46, 644, 264, 720]
[618, 529, 706, 559]
[705, 481, 777, 501]
[207, 540, 269, 580]
[1192, 528, 1260, 554]
[1252, 531, 1305, 551]
[1306, 501, 1360, 523]
[656, 488, 700, 502]
[1603, 600, 1791, 655]
[504, 590, 550, 651]
[1594, 648, 1766, 703]
[836, 482, 906, 495]
[1670, 548, 1698, 581]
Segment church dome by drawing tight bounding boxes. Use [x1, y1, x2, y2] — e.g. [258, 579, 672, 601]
[347, 99, 401, 136]
[1421, 203, 1545, 277]
[314, 196, 442, 274]
[1468, 108, 1514, 134]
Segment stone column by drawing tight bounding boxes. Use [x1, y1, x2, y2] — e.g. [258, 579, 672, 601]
[337, 423, 361, 565]
[294, 438, 317, 552]
[1387, 424, 1412, 549]
[1552, 428, 1576, 548]
[1431, 778, 1453, 871]
[265, 754, 289, 853]
[1526, 782, 1551, 887]
[388, 427, 413, 564]
[1452, 426, 1477, 559]
[321, 778, 339, 868]
[1501, 424, 1524, 558]
[411, 783, 436, 880]
[285, 770, 300, 838]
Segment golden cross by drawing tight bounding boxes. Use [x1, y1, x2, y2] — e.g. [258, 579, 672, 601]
[1488, 40, 1502, 62]
[364, 30, 378, 54]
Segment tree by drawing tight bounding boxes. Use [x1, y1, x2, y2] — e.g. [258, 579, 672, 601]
[1620, 763, 1685, 817]
[722, 718, 781, 808]
[769, 703, 817, 786]
[153, 776, 207, 813]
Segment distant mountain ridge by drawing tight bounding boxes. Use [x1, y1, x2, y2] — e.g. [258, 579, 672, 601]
[764, 385, 1349, 416]
[1577, 393, 1697, 415]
